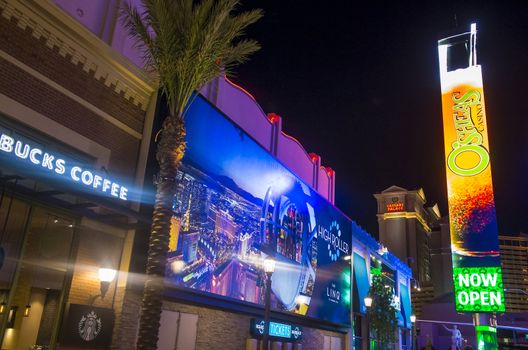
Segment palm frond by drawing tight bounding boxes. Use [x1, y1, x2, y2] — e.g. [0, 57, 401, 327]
[121, 0, 263, 117]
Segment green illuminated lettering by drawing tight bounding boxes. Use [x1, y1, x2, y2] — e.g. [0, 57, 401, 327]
[453, 89, 481, 108]
[453, 267, 506, 312]
[490, 291, 501, 305]
[481, 292, 489, 305]
[457, 291, 469, 305]
[447, 89, 490, 177]
[447, 144, 489, 176]
[458, 274, 469, 287]
[481, 273, 497, 287]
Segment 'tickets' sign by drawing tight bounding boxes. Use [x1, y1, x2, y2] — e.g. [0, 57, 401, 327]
[438, 24, 504, 313]
[250, 319, 303, 342]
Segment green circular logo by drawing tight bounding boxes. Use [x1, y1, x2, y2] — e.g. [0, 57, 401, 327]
[447, 144, 490, 177]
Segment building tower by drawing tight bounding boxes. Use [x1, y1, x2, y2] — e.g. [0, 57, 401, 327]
[374, 186, 441, 315]
[499, 233, 528, 312]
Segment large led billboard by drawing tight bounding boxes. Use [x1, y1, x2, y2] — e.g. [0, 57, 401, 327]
[438, 24, 505, 313]
[165, 95, 351, 325]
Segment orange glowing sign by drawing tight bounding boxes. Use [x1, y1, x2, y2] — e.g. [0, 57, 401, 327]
[438, 24, 503, 313]
[386, 202, 404, 212]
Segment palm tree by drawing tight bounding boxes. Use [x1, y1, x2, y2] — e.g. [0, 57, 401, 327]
[121, 1, 262, 348]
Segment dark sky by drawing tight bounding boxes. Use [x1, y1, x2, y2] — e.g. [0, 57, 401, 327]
[233, 1, 528, 237]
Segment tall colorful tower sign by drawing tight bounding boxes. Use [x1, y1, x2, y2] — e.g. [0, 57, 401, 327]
[438, 24, 505, 314]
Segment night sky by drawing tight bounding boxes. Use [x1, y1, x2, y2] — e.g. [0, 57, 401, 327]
[234, 1, 528, 237]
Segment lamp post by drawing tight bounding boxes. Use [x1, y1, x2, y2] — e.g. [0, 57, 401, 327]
[410, 314, 416, 350]
[364, 296, 372, 350]
[262, 257, 276, 350]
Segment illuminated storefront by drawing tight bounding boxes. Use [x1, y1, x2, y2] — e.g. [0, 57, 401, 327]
[0, 0, 155, 348]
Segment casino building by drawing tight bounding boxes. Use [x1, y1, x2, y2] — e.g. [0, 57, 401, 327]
[0, 1, 413, 350]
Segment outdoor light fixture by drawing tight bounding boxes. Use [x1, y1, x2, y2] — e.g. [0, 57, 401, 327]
[262, 257, 276, 350]
[364, 296, 373, 308]
[98, 267, 117, 298]
[364, 296, 373, 350]
[23, 304, 31, 317]
[263, 257, 276, 275]
[410, 314, 417, 350]
[6, 306, 17, 328]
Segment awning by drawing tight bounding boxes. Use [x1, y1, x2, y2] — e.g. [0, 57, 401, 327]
[353, 253, 369, 314]
[400, 282, 412, 329]
[0, 173, 150, 229]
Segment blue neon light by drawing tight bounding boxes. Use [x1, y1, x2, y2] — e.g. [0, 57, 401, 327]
[269, 322, 291, 338]
[250, 319, 303, 341]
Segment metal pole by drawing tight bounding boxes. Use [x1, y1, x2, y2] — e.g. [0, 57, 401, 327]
[262, 272, 272, 350]
[411, 324, 414, 350]
[414, 325, 417, 350]
[366, 311, 370, 350]
[474, 313, 498, 349]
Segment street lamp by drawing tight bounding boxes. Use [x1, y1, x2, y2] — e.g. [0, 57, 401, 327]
[410, 314, 416, 350]
[364, 296, 373, 308]
[364, 296, 372, 350]
[262, 257, 275, 350]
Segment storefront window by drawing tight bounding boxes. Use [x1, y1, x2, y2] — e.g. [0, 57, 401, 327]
[353, 313, 362, 349]
[0, 193, 75, 349]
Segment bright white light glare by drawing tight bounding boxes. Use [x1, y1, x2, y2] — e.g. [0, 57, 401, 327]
[410, 314, 416, 323]
[170, 260, 186, 274]
[471, 23, 476, 33]
[295, 294, 311, 305]
[364, 296, 373, 308]
[263, 257, 276, 274]
[98, 268, 117, 282]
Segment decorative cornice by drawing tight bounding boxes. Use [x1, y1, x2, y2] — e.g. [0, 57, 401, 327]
[377, 211, 432, 232]
[0, 0, 156, 110]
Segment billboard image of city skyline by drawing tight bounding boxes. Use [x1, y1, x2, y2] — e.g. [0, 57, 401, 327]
[165, 95, 351, 325]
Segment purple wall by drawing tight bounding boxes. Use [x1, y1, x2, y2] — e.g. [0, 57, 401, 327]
[53, 0, 336, 202]
[201, 77, 336, 203]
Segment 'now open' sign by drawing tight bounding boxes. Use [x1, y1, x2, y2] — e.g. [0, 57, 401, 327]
[453, 266, 505, 313]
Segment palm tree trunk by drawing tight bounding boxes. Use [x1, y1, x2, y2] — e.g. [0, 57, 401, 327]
[136, 116, 186, 350]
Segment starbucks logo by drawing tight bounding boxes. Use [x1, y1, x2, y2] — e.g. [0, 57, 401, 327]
[78, 311, 102, 342]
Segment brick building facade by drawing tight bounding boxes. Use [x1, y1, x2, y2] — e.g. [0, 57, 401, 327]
[0, 0, 155, 348]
